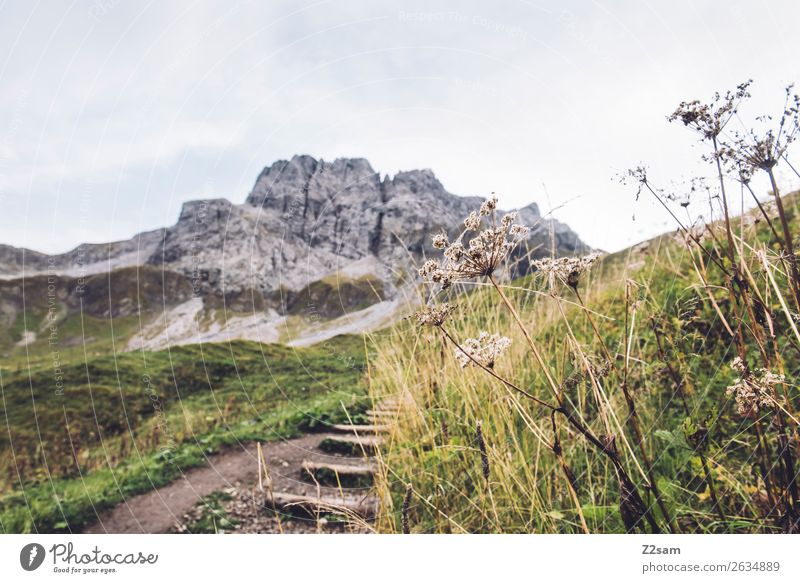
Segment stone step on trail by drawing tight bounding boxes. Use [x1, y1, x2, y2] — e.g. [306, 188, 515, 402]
[301, 459, 375, 488]
[329, 423, 389, 434]
[169, 401, 400, 531]
[374, 399, 402, 410]
[260, 491, 378, 520]
[366, 408, 399, 420]
[318, 433, 385, 456]
[370, 393, 413, 412]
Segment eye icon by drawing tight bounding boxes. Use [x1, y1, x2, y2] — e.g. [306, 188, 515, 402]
[20, 543, 46, 571]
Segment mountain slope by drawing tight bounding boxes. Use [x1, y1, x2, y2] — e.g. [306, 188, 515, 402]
[0, 155, 588, 355]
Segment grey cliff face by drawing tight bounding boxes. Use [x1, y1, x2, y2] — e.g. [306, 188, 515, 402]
[1, 154, 589, 310]
[239, 154, 585, 269]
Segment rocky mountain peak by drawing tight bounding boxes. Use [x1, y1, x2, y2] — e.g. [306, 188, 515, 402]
[1, 156, 588, 289]
[387, 168, 452, 205]
[0, 155, 589, 349]
[246, 155, 380, 209]
[178, 198, 234, 223]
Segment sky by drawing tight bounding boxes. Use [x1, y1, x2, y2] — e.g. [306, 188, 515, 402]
[1, 0, 799, 254]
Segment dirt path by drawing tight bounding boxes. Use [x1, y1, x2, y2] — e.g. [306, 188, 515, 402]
[82, 432, 379, 534]
[82, 395, 405, 534]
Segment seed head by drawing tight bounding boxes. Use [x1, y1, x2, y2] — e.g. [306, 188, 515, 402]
[420, 197, 529, 290]
[668, 80, 752, 140]
[533, 253, 600, 290]
[479, 195, 497, 216]
[454, 332, 511, 369]
[464, 211, 482, 231]
[418, 259, 454, 289]
[730, 356, 746, 373]
[509, 223, 529, 239]
[725, 357, 784, 418]
[501, 211, 517, 227]
[720, 84, 799, 173]
[431, 232, 449, 249]
[413, 303, 455, 327]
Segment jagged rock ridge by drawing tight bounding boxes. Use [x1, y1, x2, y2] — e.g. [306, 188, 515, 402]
[0, 155, 588, 351]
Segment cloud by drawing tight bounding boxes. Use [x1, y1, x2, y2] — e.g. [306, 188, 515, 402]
[1, 0, 799, 254]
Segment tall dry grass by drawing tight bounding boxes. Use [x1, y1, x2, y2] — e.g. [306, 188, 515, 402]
[368, 82, 800, 534]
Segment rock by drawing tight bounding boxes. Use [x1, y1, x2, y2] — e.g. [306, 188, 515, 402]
[328, 423, 389, 434]
[0, 155, 590, 350]
[300, 460, 375, 488]
[318, 434, 385, 456]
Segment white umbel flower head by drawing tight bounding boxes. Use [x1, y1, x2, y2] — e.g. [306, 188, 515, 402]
[454, 332, 512, 369]
[419, 197, 529, 290]
[725, 357, 784, 418]
[413, 303, 455, 327]
[532, 253, 600, 290]
[431, 232, 449, 249]
[479, 196, 498, 216]
[464, 211, 482, 231]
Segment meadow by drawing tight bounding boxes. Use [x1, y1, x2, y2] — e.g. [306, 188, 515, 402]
[2, 81, 799, 536]
[0, 336, 369, 533]
[369, 82, 800, 534]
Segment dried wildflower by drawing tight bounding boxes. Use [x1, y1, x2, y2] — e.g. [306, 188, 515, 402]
[721, 86, 800, 172]
[509, 223, 529, 239]
[431, 232, 449, 249]
[501, 211, 517, 227]
[419, 198, 529, 290]
[413, 303, 455, 327]
[479, 195, 497, 216]
[418, 259, 454, 288]
[454, 332, 511, 369]
[623, 165, 648, 184]
[668, 80, 752, 140]
[533, 253, 600, 290]
[418, 259, 438, 276]
[464, 211, 481, 231]
[733, 159, 754, 185]
[725, 358, 784, 418]
[618, 165, 652, 201]
[673, 222, 707, 247]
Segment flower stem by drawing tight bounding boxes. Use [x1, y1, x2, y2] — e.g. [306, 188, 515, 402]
[766, 167, 800, 312]
[488, 274, 561, 402]
[438, 326, 556, 411]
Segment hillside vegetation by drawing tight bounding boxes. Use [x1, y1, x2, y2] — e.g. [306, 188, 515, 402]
[0, 335, 368, 533]
[369, 82, 800, 534]
[2, 81, 799, 536]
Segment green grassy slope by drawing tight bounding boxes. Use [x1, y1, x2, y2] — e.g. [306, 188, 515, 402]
[369, 193, 800, 534]
[0, 335, 369, 533]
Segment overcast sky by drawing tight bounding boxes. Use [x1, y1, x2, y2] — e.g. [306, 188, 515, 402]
[1, 0, 799, 254]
